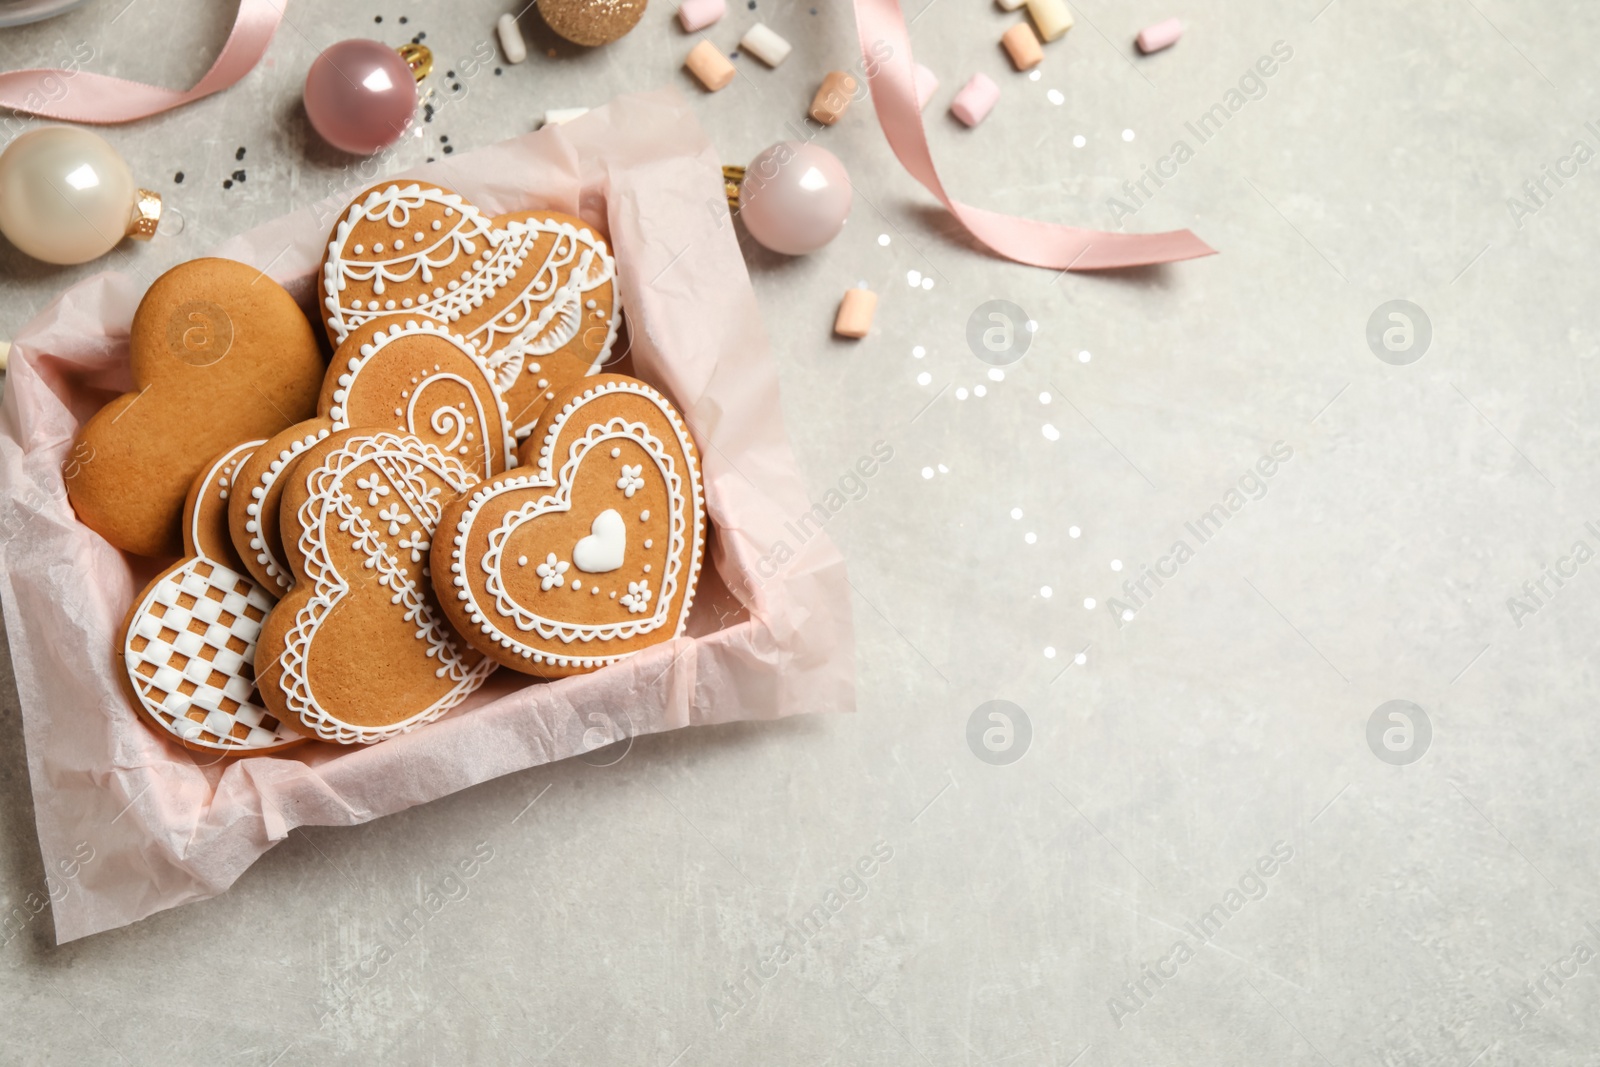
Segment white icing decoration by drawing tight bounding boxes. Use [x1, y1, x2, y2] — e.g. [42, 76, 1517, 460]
[536, 553, 568, 590]
[620, 579, 651, 614]
[616, 464, 645, 498]
[123, 441, 303, 753]
[320, 185, 623, 437]
[449, 380, 706, 669]
[278, 432, 495, 744]
[244, 321, 516, 591]
[572, 509, 626, 573]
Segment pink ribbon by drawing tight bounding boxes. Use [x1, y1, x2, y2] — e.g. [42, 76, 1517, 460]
[0, 0, 285, 124]
[853, 0, 1215, 270]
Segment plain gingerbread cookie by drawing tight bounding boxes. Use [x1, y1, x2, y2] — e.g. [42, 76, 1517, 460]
[65, 258, 325, 557]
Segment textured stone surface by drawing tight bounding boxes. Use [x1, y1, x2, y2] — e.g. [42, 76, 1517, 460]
[3, 1, 1599, 1064]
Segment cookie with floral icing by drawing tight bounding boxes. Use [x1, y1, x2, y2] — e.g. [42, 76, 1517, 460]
[319, 181, 620, 435]
[255, 429, 496, 744]
[434, 374, 707, 677]
[119, 440, 305, 755]
[227, 318, 514, 594]
[66, 257, 325, 557]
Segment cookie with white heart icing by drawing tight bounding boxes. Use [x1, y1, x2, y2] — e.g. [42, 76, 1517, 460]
[434, 374, 707, 677]
[119, 440, 305, 755]
[255, 429, 497, 744]
[228, 318, 514, 595]
[319, 181, 621, 435]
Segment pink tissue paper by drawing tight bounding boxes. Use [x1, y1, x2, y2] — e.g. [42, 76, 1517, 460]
[0, 88, 854, 943]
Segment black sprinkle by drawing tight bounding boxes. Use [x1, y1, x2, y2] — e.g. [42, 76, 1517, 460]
[443, 145, 454, 154]
[451, 82, 462, 91]
[445, 69, 455, 78]
[494, 67, 502, 75]
[810, 6, 817, 11]
[410, 34, 421, 43]
[374, 14, 382, 22]
[222, 179, 233, 189]
[439, 134, 448, 142]
[416, 31, 425, 39]
[426, 156, 435, 163]
[173, 171, 184, 183]
[748, 0, 756, 7]
[423, 102, 435, 122]
[398, 15, 408, 23]
[234, 146, 245, 161]
[232, 169, 246, 182]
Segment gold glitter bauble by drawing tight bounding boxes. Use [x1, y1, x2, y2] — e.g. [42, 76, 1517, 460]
[538, 0, 648, 47]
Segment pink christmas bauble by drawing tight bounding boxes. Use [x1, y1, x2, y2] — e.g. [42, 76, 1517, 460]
[303, 39, 417, 155]
[738, 142, 852, 256]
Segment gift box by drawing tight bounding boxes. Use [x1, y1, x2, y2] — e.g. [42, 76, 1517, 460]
[0, 88, 854, 943]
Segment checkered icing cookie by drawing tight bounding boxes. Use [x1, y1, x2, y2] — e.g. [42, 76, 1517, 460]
[119, 440, 304, 755]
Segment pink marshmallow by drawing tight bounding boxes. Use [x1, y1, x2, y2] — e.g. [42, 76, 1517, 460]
[1136, 17, 1183, 54]
[950, 73, 999, 127]
[914, 63, 939, 110]
[678, 0, 726, 33]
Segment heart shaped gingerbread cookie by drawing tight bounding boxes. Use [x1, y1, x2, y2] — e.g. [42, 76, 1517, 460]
[434, 374, 707, 677]
[119, 440, 304, 755]
[228, 319, 514, 594]
[67, 258, 325, 557]
[320, 181, 620, 435]
[255, 429, 497, 744]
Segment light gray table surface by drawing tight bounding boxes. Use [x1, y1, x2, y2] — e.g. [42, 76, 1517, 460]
[5, 0, 1600, 1064]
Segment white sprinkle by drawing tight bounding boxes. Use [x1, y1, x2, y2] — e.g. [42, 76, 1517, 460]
[973, 385, 986, 397]
[878, 234, 891, 246]
[1010, 507, 1023, 520]
[907, 269, 922, 286]
[1069, 526, 1081, 538]
[1040, 586, 1053, 598]
[1083, 597, 1096, 609]
[1025, 532, 1037, 544]
[921, 467, 934, 479]
[912, 345, 926, 358]
[1121, 610, 1134, 622]
[1039, 391, 1052, 404]
[917, 371, 932, 385]
[937, 463, 949, 473]
[920, 277, 934, 290]
[1042, 423, 1060, 441]
[1044, 646, 1056, 658]
[1123, 129, 1135, 141]
[1029, 70, 1042, 82]
[1111, 560, 1122, 571]
[1072, 134, 1086, 148]
[1078, 350, 1091, 363]
[956, 387, 969, 400]
[1074, 652, 1087, 665]
[988, 368, 1005, 381]
[1047, 88, 1064, 105]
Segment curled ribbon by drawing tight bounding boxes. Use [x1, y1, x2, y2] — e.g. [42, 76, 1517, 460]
[0, 0, 284, 124]
[853, 0, 1215, 270]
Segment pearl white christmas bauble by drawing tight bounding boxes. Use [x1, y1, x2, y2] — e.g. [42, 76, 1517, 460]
[0, 126, 160, 265]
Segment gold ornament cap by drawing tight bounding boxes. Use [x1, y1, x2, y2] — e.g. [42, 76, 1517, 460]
[126, 188, 161, 240]
[722, 165, 745, 212]
[398, 42, 433, 81]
